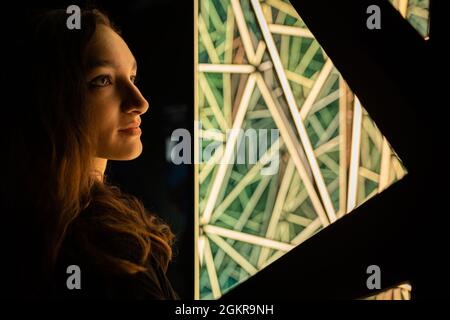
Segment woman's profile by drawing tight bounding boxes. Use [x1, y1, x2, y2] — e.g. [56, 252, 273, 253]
[1, 7, 179, 299]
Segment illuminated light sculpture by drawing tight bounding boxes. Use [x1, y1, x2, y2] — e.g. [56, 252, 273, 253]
[194, 0, 426, 299]
[362, 282, 412, 300]
[389, 0, 430, 38]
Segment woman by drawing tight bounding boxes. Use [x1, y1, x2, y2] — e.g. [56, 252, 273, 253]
[1, 8, 179, 299]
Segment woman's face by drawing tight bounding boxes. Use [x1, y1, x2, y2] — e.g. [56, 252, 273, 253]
[84, 24, 149, 161]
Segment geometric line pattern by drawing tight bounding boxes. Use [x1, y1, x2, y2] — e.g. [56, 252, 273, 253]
[195, 0, 414, 299]
[362, 282, 412, 300]
[389, 0, 430, 38]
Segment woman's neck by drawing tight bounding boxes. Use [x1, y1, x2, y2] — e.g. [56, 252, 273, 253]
[92, 157, 107, 182]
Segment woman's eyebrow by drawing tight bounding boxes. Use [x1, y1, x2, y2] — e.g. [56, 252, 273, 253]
[86, 59, 137, 71]
[85, 59, 117, 70]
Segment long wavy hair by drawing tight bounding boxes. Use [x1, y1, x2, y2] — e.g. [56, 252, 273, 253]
[1, 8, 174, 298]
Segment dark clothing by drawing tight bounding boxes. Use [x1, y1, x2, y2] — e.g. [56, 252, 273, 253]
[51, 230, 179, 300]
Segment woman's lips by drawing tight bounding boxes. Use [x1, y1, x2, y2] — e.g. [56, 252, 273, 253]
[119, 127, 142, 135]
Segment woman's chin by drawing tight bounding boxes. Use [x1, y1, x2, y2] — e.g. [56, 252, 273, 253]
[108, 144, 143, 161]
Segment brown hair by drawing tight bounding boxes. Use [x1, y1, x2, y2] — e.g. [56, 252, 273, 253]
[1, 8, 174, 297]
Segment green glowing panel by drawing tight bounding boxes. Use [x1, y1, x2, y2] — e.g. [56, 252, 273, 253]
[389, 0, 430, 38]
[195, 0, 408, 300]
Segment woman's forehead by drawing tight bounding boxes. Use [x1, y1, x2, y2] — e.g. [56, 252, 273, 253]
[85, 24, 136, 71]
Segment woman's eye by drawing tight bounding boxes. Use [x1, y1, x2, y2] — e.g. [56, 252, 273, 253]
[89, 75, 112, 87]
[130, 75, 139, 84]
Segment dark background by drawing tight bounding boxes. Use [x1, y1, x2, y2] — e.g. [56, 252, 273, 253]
[94, 0, 195, 299]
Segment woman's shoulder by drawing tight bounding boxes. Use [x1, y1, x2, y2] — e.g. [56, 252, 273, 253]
[51, 227, 179, 300]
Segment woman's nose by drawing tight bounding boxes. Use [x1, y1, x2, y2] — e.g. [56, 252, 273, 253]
[122, 80, 149, 115]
